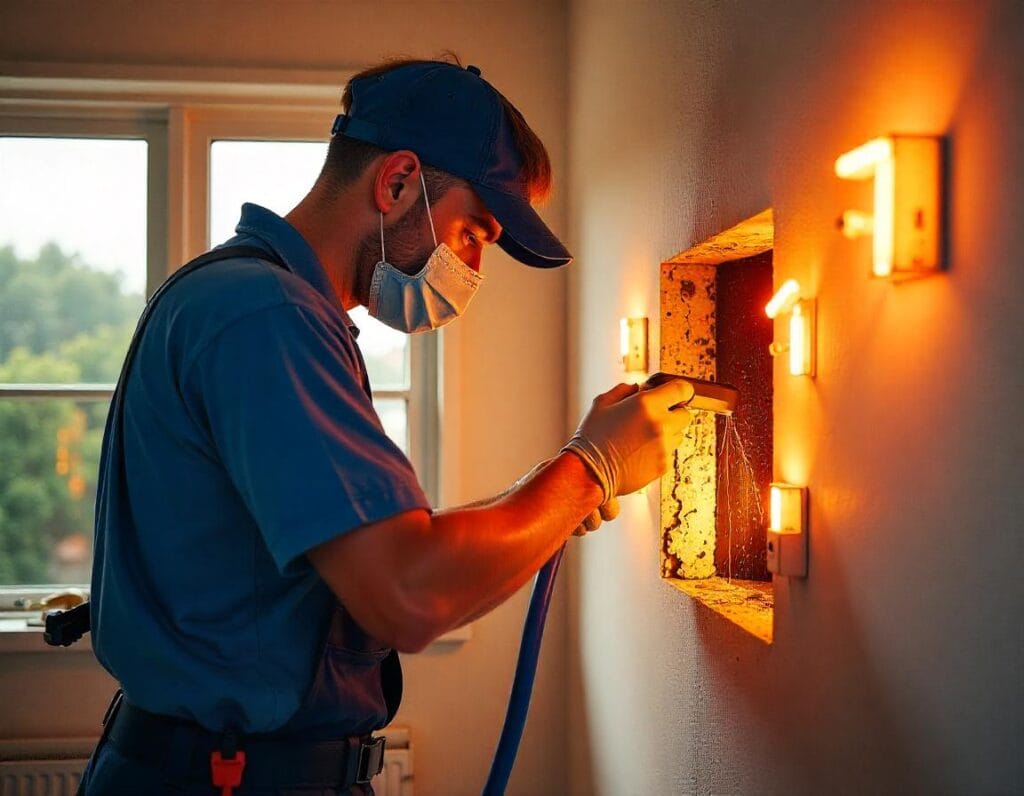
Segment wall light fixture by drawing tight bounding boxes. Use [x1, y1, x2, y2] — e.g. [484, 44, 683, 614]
[835, 135, 944, 279]
[620, 317, 648, 373]
[767, 483, 808, 578]
[765, 280, 815, 377]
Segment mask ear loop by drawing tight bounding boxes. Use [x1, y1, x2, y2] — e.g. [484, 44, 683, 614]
[379, 211, 386, 262]
[420, 171, 439, 248]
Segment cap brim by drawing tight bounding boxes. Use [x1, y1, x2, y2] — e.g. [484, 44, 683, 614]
[473, 184, 573, 268]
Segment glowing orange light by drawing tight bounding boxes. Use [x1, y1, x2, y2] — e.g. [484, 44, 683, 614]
[836, 135, 942, 279]
[839, 210, 874, 239]
[835, 137, 893, 179]
[873, 156, 895, 277]
[765, 279, 800, 319]
[768, 483, 808, 577]
[789, 303, 807, 376]
[766, 282, 815, 377]
[619, 317, 648, 373]
[769, 483, 805, 533]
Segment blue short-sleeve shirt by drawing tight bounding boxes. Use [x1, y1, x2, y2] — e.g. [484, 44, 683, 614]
[91, 203, 429, 733]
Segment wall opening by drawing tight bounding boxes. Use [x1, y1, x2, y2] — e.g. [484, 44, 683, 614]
[714, 252, 773, 582]
[659, 209, 775, 643]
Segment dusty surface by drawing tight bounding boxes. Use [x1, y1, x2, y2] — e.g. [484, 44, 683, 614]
[666, 577, 774, 644]
[664, 209, 774, 265]
[660, 263, 718, 578]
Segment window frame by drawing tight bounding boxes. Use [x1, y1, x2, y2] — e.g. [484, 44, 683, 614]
[0, 107, 166, 605]
[0, 79, 440, 607]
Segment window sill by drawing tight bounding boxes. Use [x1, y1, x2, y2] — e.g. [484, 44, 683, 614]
[666, 576, 774, 644]
[0, 617, 472, 654]
[0, 618, 93, 653]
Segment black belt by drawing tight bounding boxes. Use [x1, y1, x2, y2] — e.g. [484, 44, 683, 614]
[103, 691, 386, 790]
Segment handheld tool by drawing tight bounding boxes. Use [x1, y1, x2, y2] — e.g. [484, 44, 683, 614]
[644, 372, 740, 416]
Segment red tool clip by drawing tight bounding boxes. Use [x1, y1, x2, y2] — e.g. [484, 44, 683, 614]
[211, 749, 246, 796]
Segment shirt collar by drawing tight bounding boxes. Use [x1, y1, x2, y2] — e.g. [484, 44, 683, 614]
[233, 203, 360, 338]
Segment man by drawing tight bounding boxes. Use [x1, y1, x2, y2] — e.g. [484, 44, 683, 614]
[80, 58, 693, 794]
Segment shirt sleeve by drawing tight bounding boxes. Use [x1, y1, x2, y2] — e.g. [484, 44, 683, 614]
[185, 302, 430, 575]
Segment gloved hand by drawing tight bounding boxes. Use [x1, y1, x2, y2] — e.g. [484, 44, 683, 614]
[562, 379, 695, 502]
[513, 460, 621, 536]
[572, 497, 620, 537]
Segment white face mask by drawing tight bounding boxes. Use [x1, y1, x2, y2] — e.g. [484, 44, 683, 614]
[367, 172, 484, 334]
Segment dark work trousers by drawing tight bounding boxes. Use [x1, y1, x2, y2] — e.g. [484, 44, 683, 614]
[76, 606, 402, 795]
[77, 733, 373, 796]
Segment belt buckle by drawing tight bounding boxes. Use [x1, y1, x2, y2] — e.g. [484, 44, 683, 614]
[355, 736, 386, 784]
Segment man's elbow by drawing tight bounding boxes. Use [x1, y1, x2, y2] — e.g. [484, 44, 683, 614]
[315, 574, 447, 653]
[388, 627, 434, 655]
[383, 592, 451, 653]
[372, 617, 441, 654]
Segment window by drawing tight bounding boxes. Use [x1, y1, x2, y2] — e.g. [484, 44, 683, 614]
[0, 84, 439, 601]
[0, 118, 161, 594]
[206, 139, 415, 453]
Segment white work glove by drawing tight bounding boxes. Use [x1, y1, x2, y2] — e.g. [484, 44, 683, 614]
[562, 380, 695, 503]
[513, 459, 620, 537]
[572, 497, 620, 537]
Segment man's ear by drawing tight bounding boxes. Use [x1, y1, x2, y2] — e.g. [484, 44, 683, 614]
[373, 151, 421, 214]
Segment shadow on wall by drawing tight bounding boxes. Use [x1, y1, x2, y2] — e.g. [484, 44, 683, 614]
[691, 556, 930, 793]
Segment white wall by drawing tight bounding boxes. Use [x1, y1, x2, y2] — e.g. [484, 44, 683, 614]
[567, 1, 1024, 794]
[0, 3, 571, 794]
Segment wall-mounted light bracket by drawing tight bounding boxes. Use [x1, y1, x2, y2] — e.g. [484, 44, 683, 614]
[620, 317, 648, 373]
[835, 135, 945, 279]
[765, 281, 815, 378]
[767, 483, 807, 578]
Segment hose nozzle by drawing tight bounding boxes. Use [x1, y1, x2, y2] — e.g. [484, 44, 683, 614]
[644, 372, 740, 416]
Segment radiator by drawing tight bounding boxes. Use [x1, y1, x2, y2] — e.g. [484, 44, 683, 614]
[0, 728, 413, 796]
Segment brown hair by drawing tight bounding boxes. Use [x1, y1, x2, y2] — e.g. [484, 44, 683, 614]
[319, 54, 552, 203]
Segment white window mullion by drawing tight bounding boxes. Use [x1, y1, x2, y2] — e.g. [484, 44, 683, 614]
[409, 332, 440, 505]
[146, 115, 170, 294]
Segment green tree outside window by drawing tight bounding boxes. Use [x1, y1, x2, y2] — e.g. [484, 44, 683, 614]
[0, 243, 141, 584]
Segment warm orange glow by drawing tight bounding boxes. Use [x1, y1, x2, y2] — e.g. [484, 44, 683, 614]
[767, 288, 814, 377]
[834, 137, 893, 179]
[836, 138, 896, 276]
[619, 316, 648, 373]
[872, 156, 896, 277]
[55, 446, 69, 475]
[769, 485, 782, 532]
[837, 136, 942, 279]
[840, 210, 874, 239]
[769, 483, 805, 533]
[789, 303, 806, 376]
[765, 279, 800, 319]
[68, 475, 86, 500]
[768, 483, 808, 578]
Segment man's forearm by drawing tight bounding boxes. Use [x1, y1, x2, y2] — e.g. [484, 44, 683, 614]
[395, 451, 602, 639]
[309, 451, 603, 652]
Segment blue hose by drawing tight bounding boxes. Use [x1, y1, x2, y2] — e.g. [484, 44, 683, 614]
[482, 544, 567, 796]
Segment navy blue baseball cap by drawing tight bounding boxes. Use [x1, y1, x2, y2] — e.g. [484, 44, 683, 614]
[331, 62, 572, 268]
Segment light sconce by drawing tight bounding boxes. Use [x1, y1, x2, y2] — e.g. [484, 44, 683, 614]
[765, 280, 815, 378]
[620, 317, 648, 373]
[835, 135, 944, 279]
[767, 483, 807, 578]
